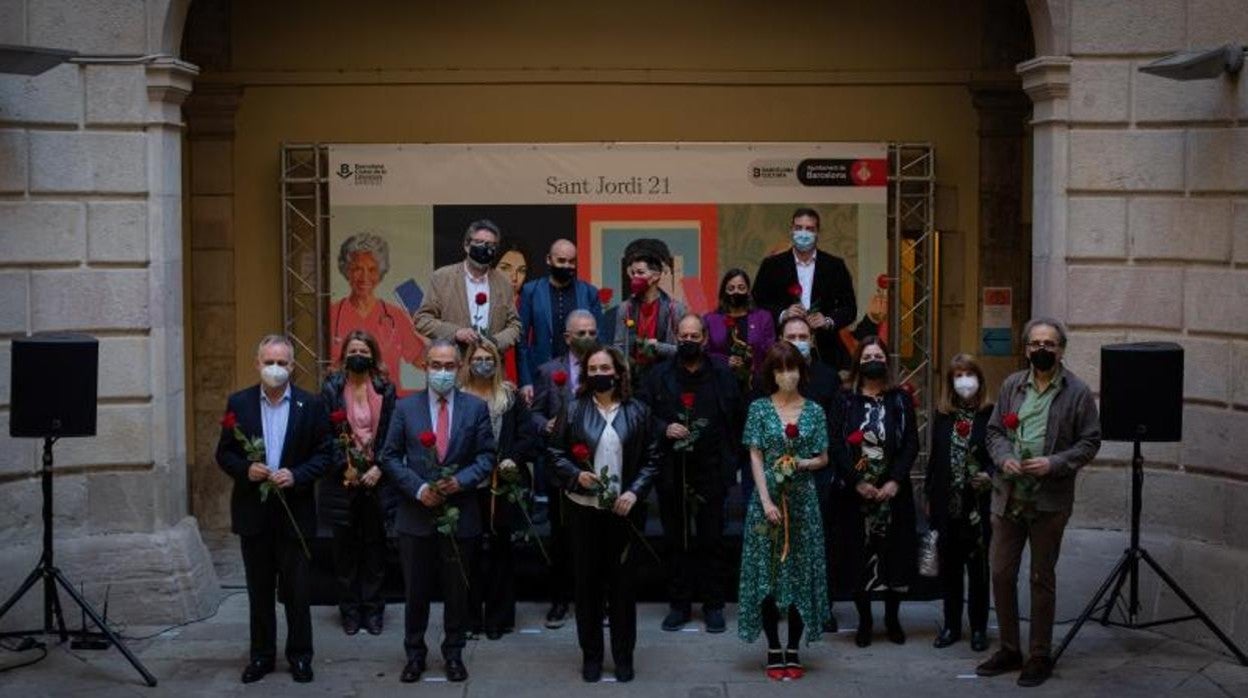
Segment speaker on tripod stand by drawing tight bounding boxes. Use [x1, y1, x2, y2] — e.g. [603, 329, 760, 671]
[1054, 342, 1246, 666]
[0, 333, 157, 686]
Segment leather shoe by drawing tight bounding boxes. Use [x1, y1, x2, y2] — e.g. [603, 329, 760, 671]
[822, 615, 839, 634]
[364, 614, 383, 636]
[582, 659, 602, 682]
[933, 627, 961, 648]
[400, 658, 426, 683]
[614, 661, 634, 683]
[1017, 655, 1053, 687]
[290, 658, 313, 683]
[545, 602, 569, 629]
[855, 623, 872, 648]
[971, 630, 989, 652]
[342, 615, 360, 636]
[445, 658, 468, 682]
[704, 607, 726, 634]
[661, 606, 690, 631]
[886, 621, 906, 645]
[240, 659, 273, 684]
[976, 648, 1024, 677]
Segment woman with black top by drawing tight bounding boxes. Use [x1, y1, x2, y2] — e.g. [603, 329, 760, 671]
[831, 336, 919, 647]
[925, 353, 994, 652]
[548, 345, 661, 683]
[459, 338, 540, 640]
[319, 329, 398, 637]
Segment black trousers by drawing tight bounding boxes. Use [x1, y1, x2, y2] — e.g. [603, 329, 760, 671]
[330, 491, 387, 622]
[469, 489, 517, 633]
[240, 527, 312, 664]
[398, 533, 478, 662]
[938, 519, 991, 633]
[569, 500, 640, 665]
[547, 487, 574, 605]
[657, 476, 725, 610]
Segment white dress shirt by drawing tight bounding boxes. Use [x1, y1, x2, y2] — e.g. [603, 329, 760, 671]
[793, 249, 816, 309]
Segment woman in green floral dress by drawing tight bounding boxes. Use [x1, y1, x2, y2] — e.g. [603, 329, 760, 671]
[738, 342, 830, 681]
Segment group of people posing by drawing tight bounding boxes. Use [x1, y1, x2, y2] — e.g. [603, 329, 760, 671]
[216, 208, 1101, 689]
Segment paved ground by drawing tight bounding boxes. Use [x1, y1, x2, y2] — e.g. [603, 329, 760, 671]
[1, 593, 1245, 697]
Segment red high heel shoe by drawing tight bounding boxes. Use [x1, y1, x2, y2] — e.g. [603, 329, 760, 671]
[784, 650, 805, 679]
[765, 650, 786, 680]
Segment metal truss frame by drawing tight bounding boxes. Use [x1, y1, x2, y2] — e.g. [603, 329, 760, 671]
[279, 143, 329, 391]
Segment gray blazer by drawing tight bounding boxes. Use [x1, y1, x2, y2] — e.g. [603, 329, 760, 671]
[986, 365, 1101, 515]
[379, 389, 496, 537]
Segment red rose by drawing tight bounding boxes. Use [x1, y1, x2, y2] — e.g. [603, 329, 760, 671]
[680, 392, 696, 410]
[900, 381, 916, 395]
[598, 288, 614, 305]
[475, 292, 488, 306]
[552, 369, 568, 386]
[784, 423, 799, 440]
[912, 393, 922, 407]
[787, 283, 803, 299]
[1003, 413, 1020, 431]
[724, 315, 736, 329]
[955, 420, 971, 438]
[877, 273, 890, 290]
[220, 411, 238, 430]
[847, 430, 864, 447]
[629, 276, 649, 297]
[418, 430, 437, 449]
[570, 443, 591, 463]
[329, 409, 348, 425]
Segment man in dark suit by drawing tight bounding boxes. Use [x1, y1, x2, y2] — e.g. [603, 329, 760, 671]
[530, 309, 599, 628]
[518, 238, 605, 404]
[639, 314, 742, 634]
[216, 334, 331, 685]
[380, 338, 496, 684]
[751, 207, 857, 371]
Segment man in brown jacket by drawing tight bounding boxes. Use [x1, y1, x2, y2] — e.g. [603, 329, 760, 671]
[413, 219, 521, 353]
[976, 317, 1101, 688]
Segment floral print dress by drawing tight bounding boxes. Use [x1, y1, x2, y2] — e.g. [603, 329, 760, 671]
[737, 397, 831, 644]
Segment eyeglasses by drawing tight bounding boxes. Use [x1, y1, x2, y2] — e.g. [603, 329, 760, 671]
[1026, 340, 1060, 350]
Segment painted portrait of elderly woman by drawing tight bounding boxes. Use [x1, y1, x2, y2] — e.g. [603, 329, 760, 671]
[329, 232, 427, 396]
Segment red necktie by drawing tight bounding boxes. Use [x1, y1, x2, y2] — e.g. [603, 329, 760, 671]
[435, 397, 449, 462]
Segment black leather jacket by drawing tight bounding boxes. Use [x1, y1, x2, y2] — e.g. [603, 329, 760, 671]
[318, 371, 398, 530]
[548, 396, 660, 501]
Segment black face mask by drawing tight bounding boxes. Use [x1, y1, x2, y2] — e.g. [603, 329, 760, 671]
[468, 243, 496, 266]
[549, 265, 576, 283]
[726, 292, 749, 308]
[1028, 348, 1057, 372]
[345, 354, 374, 374]
[677, 340, 702, 362]
[860, 359, 888, 380]
[588, 373, 616, 394]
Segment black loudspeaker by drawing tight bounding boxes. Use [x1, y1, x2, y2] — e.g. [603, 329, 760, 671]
[1099, 341, 1182, 442]
[9, 333, 99, 438]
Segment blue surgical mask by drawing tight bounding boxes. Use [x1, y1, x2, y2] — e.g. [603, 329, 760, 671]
[428, 369, 456, 395]
[790, 339, 811, 360]
[791, 229, 816, 252]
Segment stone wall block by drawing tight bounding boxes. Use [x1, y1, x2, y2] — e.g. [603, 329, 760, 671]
[1070, 130, 1185, 191]
[1233, 341, 1248, 407]
[1232, 201, 1248, 263]
[87, 202, 149, 263]
[1070, 60, 1131, 122]
[1187, 0, 1248, 46]
[1128, 198, 1232, 261]
[0, 270, 28, 334]
[1179, 405, 1247, 476]
[0, 64, 80, 126]
[1068, 197, 1127, 257]
[30, 269, 149, 331]
[0, 201, 85, 263]
[84, 64, 148, 126]
[1134, 69, 1237, 123]
[30, 131, 147, 194]
[0, 129, 26, 192]
[1071, 0, 1185, 54]
[28, 0, 147, 55]
[98, 336, 152, 399]
[1183, 268, 1248, 334]
[1187, 128, 1248, 193]
[1067, 265, 1184, 328]
[53, 404, 152, 468]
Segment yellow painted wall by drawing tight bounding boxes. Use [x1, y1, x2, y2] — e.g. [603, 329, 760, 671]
[209, 0, 1020, 387]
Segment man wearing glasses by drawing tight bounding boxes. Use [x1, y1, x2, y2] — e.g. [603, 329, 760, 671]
[975, 318, 1101, 687]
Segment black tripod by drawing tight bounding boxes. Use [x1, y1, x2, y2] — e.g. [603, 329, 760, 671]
[1054, 440, 1247, 666]
[0, 437, 158, 686]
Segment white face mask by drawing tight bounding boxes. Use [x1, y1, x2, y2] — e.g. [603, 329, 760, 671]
[260, 364, 290, 389]
[953, 375, 979, 400]
[774, 370, 800, 393]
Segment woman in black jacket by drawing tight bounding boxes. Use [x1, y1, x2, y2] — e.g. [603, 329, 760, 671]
[924, 353, 994, 652]
[319, 329, 397, 636]
[831, 336, 919, 648]
[548, 345, 660, 684]
[459, 338, 540, 640]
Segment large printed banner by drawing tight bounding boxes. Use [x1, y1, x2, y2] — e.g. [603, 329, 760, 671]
[328, 143, 888, 393]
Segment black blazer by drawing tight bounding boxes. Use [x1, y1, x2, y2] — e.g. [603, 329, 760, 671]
[548, 397, 660, 503]
[485, 391, 541, 529]
[638, 355, 743, 486]
[924, 406, 994, 532]
[317, 371, 398, 529]
[832, 388, 919, 488]
[379, 389, 496, 537]
[751, 248, 857, 370]
[215, 384, 332, 538]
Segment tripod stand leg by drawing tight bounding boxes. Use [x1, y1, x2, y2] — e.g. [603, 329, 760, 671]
[1139, 550, 1248, 666]
[1098, 550, 1132, 626]
[47, 575, 68, 643]
[1053, 550, 1132, 665]
[0, 566, 44, 623]
[52, 569, 158, 686]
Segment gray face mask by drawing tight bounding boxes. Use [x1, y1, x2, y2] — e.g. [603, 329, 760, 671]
[789, 339, 811, 360]
[428, 369, 456, 395]
[470, 358, 497, 379]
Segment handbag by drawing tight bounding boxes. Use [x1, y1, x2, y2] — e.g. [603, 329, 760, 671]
[918, 529, 940, 578]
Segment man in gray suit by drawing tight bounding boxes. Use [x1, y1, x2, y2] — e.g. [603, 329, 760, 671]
[380, 339, 496, 684]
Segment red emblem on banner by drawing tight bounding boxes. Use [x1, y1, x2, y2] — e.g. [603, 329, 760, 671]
[850, 159, 887, 186]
